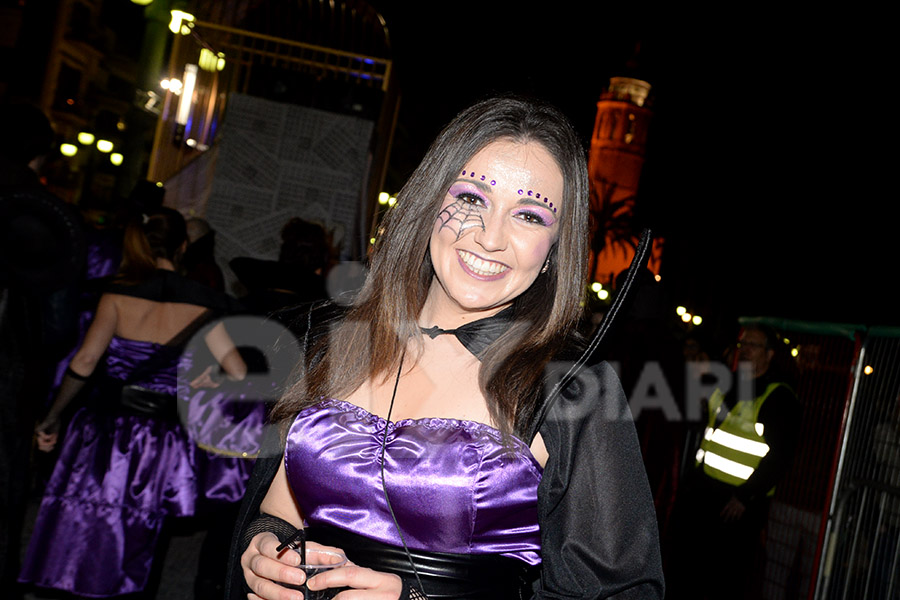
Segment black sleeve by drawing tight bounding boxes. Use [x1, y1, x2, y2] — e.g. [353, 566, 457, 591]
[733, 385, 802, 504]
[223, 300, 342, 600]
[534, 361, 665, 599]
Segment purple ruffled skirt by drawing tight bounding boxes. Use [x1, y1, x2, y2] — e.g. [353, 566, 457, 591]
[20, 408, 198, 596]
[19, 337, 267, 596]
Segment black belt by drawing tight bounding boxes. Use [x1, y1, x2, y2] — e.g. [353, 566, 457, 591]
[94, 380, 177, 420]
[307, 525, 536, 599]
[118, 384, 176, 419]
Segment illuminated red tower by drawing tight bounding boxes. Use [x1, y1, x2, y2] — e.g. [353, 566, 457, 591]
[588, 76, 663, 287]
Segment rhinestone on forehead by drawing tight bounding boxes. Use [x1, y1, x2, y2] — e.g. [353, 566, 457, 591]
[457, 171, 556, 213]
[516, 188, 556, 213]
[461, 170, 497, 186]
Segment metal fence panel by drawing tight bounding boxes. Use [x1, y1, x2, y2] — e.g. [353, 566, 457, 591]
[817, 329, 900, 600]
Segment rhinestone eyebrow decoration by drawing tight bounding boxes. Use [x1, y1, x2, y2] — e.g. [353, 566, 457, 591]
[459, 171, 556, 213]
[516, 188, 556, 213]
[461, 170, 496, 186]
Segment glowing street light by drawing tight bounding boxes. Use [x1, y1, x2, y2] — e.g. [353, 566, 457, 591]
[59, 143, 78, 157]
[169, 9, 195, 35]
[676, 306, 687, 316]
[161, 78, 183, 95]
[692, 315, 702, 326]
[110, 153, 124, 166]
[199, 48, 226, 72]
[590, 282, 603, 293]
[378, 192, 390, 205]
[77, 131, 95, 145]
[175, 64, 197, 127]
[96, 139, 114, 153]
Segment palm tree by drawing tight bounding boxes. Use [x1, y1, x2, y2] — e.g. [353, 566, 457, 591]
[589, 178, 641, 283]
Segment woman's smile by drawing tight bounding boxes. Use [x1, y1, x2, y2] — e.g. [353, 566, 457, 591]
[456, 249, 509, 279]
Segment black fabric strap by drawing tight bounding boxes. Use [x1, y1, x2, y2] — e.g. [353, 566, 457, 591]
[105, 269, 244, 313]
[120, 308, 218, 387]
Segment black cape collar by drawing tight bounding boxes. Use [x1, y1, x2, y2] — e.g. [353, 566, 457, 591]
[104, 269, 243, 314]
[419, 306, 515, 360]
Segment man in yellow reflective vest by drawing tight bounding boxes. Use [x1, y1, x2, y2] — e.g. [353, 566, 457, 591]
[665, 323, 802, 599]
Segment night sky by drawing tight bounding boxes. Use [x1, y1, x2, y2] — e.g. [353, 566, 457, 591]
[12, 2, 887, 330]
[371, 3, 893, 330]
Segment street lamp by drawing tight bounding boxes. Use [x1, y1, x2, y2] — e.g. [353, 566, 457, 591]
[169, 9, 195, 35]
[199, 48, 226, 72]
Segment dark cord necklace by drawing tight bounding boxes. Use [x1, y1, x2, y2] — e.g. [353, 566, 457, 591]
[379, 351, 429, 597]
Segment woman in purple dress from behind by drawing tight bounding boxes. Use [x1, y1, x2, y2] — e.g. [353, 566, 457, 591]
[20, 207, 250, 597]
[233, 96, 665, 599]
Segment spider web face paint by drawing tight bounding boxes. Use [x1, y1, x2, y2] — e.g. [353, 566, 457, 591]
[437, 198, 486, 241]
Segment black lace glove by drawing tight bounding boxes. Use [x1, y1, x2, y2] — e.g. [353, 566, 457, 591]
[36, 366, 91, 437]
[241, 512, 301, 550]
[400, 579, 428, 599]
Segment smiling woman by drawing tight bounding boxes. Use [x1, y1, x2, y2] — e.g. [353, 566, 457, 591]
[425, 140, 563, 323]
[227, 95, 664, 600]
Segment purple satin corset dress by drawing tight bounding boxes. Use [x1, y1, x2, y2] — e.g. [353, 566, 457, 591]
[285, 398, 543, 565]
[19, 335, 259, 597]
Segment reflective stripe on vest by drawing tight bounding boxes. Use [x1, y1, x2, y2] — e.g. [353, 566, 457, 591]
[696, 382, 784, 493]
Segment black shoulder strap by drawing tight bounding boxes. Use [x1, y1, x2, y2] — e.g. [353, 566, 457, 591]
[121, 308, 220, 386]
[527, 228, 653, 442]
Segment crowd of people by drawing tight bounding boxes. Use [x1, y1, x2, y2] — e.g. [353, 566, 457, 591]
[2, 96, 810, 600]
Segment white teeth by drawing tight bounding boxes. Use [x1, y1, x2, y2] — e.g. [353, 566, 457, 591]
[458, 251, 507, 276]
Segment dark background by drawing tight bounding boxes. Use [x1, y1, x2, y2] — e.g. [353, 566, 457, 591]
[372, 3, 892, 330]
[4, 2, 890, 330]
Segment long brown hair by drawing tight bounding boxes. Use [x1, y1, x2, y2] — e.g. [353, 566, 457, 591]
[116, 207, 188, 284]
[274, 95, 590, 437]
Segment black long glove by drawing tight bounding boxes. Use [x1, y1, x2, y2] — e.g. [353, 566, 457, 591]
[35, 366, 91, 440]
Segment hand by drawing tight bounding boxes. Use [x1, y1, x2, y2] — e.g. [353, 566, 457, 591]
[35, 417, 60, 453]
[719, 495, 746, 522]
[190, 365, 222, 389]
[242, 532, 348, 600]
[308, 564, 403, 599]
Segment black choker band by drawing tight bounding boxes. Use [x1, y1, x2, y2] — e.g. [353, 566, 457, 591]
[420, 325, 454, 339]
[418, 307, 514, 359]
